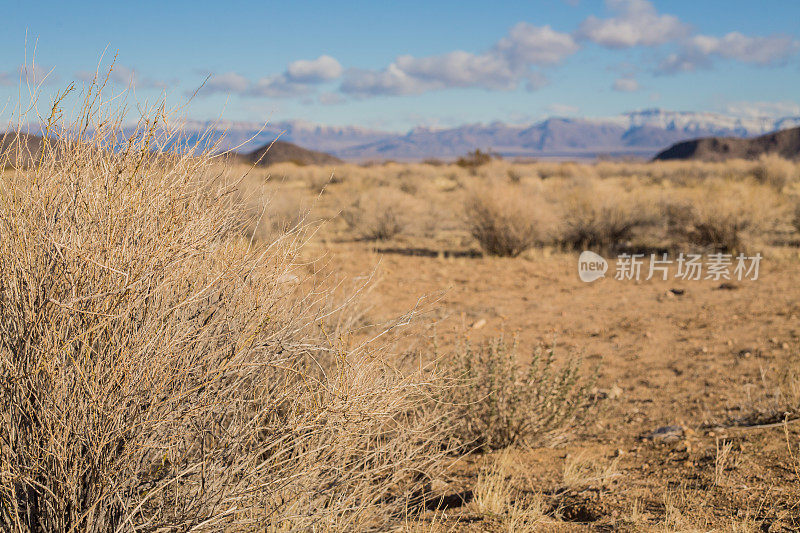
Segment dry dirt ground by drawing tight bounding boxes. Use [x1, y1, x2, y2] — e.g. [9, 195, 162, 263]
[316, 240, 800, 530]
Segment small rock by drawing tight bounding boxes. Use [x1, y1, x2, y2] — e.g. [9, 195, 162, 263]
[590, 384, 623, 400]
[471, 318, 487, 330]
[782, 342, 790, 350]
[669, 288, 685, 296]
[717, 282, 738, 290]
[645, 425, 684, 443]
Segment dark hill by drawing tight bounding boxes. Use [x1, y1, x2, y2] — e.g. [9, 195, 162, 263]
[243, 140, 342, 166]
[0, 133, 45, 168]
[654, 126, 800, 162]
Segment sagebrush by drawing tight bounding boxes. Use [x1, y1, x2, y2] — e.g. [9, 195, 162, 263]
[438, 336, 592, 450]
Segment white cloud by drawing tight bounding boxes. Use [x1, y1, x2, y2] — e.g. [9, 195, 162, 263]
[341, 23, 576, 96]
[247, 75, 309, 98]
[612, 76, 640, 92]
[341, 53, 515, 96]
[578, 0, 687, 48]
[658, 32, 799, 73]
[396, 51, 518, 90]
[286, 55, 343, 83]
[18, 64, 60, 86]
[341, 64, 431, 96]
[696, 32, 797, 65]
[191, 2, 798, 103]
[204, 71, 249, 93]
[495, 23, 580, 66]
[575, 0, 798, 75]
[656, 52, 704, 74]
[198, 55, 343, 98]
[108, 65, 137, 85]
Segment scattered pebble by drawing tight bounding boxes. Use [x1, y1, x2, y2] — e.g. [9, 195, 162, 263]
[644, 425, 685, 443]
[471, 318, 487, 330]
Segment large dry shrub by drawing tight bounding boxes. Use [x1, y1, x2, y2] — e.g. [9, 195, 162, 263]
[463, 184, 553, 257]
[455, 149, 495, 170]
[555, 182, 651, 251]
[667, 181, 781, 252]
[0, 82, 446, 531]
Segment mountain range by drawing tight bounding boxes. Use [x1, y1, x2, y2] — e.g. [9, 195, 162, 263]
[179, 109, 800, 162]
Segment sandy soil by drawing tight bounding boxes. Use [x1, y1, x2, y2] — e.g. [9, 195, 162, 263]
[320, 241, 800, 530]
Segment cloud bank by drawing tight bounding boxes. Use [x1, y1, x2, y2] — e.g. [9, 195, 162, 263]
[195, 0, 799, 102]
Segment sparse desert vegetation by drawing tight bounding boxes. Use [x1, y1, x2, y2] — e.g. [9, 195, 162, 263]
[3, 84, 800, 531]
[219, 154, 800, 529]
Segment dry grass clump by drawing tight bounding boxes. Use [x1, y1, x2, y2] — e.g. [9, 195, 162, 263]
[670, 182, 781, 252]
[793, 202, 800, 234]
[230, 157, 800, 254]
[556, 183, 651, 251]
[307, 168, 344, 192]
[644, 160, 754, 186]
[561, 452, 620, 490]
[535, 161, 597, 181]
[727, 368, 800, 427]
[0, 82, 448, 531]
[752, 153, 797, 190]
[463, 184, 553, 257]
[469, 451, 548, 529]
[438, 337, 592, 451]
[342, 186, 416, 240]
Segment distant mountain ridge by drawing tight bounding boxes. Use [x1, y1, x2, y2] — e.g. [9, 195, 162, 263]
[178, 109, 800, 161]
[654, 126, 800, 161]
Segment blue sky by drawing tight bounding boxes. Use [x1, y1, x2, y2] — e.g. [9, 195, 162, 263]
[2, 0, 799, 131]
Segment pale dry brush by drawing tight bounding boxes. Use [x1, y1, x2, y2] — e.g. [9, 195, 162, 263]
[0, 78, 450, 531]
[463, 184, 555, 257]
[437, 336, 592, 451]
